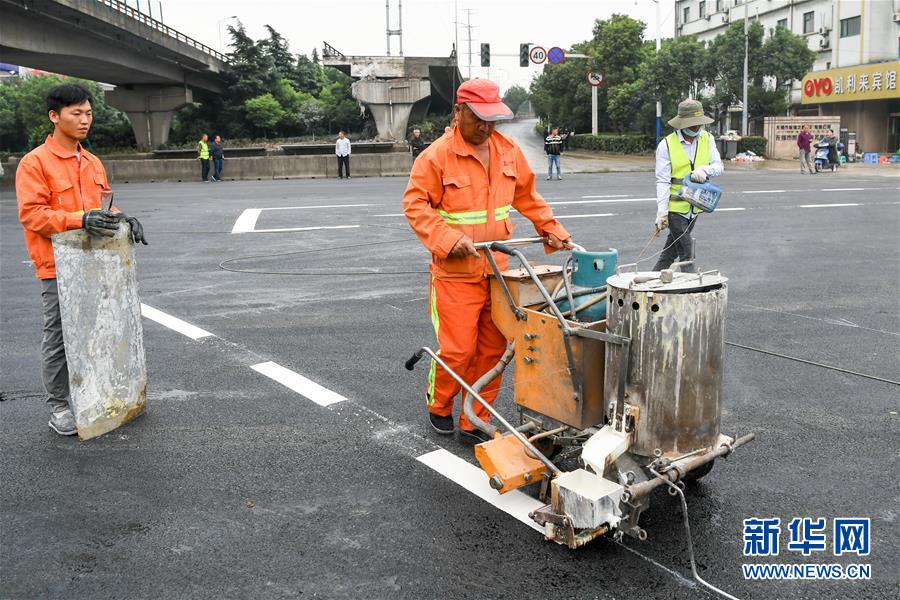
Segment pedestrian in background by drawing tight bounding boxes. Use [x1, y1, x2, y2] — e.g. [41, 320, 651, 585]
[545, 127, 563, 180]
[335, 131, 351, 179]
[197, 133, 210, 182]
[15, 83, 147, 436]
[653, 98, 723, 272]
[210, 135, 225, 182]
[797, 124, 814, 175]
[409, 128, 426, 159]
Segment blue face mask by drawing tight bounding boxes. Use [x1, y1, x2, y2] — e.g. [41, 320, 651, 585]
[681, 127, 701, 137]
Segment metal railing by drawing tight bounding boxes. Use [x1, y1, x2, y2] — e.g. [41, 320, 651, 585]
[94, 0, 228, 62]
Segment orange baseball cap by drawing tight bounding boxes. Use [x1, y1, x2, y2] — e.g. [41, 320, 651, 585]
[456, 78, 513, 122]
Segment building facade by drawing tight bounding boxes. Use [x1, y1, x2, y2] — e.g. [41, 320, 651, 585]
[675, 0, 900, 152]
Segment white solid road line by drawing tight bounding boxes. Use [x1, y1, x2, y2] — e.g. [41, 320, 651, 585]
[742, 189, 786, 194]
[252, 225, 360, 233]
[416, 449, 544, 533]
[264, 203, 376, 211]
[581, 194, 630, 199]
[715, 207, 747, 211]
[231, 208, 262, 233]
[557, 213, 615, 219]
[374, 213, 407, 217]
[140, 304, 214, 340]
[820, 188, 866, 192]
[251, 361, 347, 407]
[799, 203, 860, 208]
[549, 197, 655, 206]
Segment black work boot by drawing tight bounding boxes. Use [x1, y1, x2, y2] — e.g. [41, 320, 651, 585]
[429, 413, 455, 435]
[459, 428, 492, 444]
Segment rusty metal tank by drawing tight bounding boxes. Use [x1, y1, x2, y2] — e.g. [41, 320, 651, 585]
[603, 270, 728, 458]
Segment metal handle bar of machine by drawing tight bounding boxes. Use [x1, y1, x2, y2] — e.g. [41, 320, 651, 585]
[405, 346, 562, 475]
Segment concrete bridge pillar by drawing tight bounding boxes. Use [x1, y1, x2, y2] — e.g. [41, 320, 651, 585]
[106, 86, 193, 150]
[351, 78, 431, 141]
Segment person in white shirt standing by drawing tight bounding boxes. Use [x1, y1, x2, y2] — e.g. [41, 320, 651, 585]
[335, 131, 351, 179]
[653, 99, 724, 273]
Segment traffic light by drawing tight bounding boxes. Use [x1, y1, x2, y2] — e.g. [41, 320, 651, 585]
[519, 43, 529, 67]
[480, 43, 490, 67]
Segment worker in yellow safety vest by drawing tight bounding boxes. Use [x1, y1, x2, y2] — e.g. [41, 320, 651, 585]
[653, 99, 723, 272]
[197, 133, 211, 182]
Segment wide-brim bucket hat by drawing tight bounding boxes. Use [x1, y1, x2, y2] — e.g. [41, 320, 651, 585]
[668, 98, 714, 128]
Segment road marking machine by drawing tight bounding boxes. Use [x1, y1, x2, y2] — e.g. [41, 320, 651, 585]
[407, 238, 754, 597]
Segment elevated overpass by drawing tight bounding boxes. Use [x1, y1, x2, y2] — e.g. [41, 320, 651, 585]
[322, 42, 462, 140]
[0, 0, 228, 148]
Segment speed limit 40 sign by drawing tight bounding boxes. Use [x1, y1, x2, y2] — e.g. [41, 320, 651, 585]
[529, 46, 547, 64]
[587, 71, 604, 86]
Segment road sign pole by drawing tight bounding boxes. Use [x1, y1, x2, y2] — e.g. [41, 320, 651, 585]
[591, 85, 598, 135]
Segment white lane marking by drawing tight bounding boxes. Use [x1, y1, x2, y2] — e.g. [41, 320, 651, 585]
[140, 304, 214, 340]
[581, 194, 630, 199]
[715, 207, 746, 211]
[799, 203, 860, 208]
[375, 213, 406, 217]
[549, 197, 654, 206]
[820, 188, 865, 192]
[231, 209, 262, 233]
[251, 361, 346, 407]
[253, 225, 360, 233]
[556, 213, 615, 219]
[264, 204, 377, 211]
[416, 449, 544, 532]
[742, 189, 786, 194]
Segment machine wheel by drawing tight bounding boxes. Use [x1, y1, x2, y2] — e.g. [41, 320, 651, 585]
[683, 459, 715, 482]
[531, 437, 560, 460]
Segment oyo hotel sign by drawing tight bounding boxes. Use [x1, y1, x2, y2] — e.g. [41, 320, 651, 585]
[801, 60, 899, 104]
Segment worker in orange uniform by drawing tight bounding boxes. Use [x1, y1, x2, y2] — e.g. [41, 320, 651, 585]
[402, 78, 573, 443]
[16, 83, 147, 436]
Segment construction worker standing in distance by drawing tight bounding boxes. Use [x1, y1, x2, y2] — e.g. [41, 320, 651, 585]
[403, 78, 573, 443]
[653, 98, 723, 272]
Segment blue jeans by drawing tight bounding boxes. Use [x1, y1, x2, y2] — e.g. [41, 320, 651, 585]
[547, 154, 561, 178]
[213, 157, 224, 180]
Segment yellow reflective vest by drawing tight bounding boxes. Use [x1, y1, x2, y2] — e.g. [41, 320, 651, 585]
[198, 140, 210, 160]
[666, 130, 711, 215]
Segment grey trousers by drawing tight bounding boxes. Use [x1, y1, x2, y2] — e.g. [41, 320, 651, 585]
[653, 212, 697, 272]
[799, 149, 815, 173]
[40, 278, 70, 412]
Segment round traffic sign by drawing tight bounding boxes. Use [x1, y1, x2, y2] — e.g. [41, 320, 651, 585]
[587, 71, 604, 86]
[547, 46, 565, 65]
[529, 45, 546, 64]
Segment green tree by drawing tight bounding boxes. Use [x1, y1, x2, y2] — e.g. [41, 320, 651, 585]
[761, 26, 816, 90]
[501, 85, 530, 114]
[297, 98, 324, 137]
[707, 20, 765, 117]
[244, 93, 285, 134]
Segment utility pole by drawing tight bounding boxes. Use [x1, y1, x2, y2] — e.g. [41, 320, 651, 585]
[654, 0, 662, 144]
[386, 0, 403, 56]
[742, 0, 749, 136]
[462, 8, 475, 79]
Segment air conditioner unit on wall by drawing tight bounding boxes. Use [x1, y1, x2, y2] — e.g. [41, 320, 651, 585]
[819, 38, 830, 49]
[892, 13, 900, 23]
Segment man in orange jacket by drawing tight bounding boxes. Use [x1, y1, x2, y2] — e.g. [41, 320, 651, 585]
[16, 83, 147, 436]
[403, 78, 573, 442]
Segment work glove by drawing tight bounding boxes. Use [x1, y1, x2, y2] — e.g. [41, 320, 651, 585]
[689, 168, 708, 183]
[82, 209, 120, 237]
[655, 214, 669, 233]
[119, 213, 148, 245]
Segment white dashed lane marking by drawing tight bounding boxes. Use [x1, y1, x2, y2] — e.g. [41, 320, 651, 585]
[140, 304, 214, 340]
[556, 213, 615, 219]
[416, 449, 544, 532]
[251, 361, 347, 407]
[799, 203, 860, 208]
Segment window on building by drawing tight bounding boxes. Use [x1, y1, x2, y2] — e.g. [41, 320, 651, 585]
[777, 18, 788, 29]
[840, 16, 860, 38]
[826, 62, 831, 69]
[716, 0, 723, 11]
[683, 6, 690, 23]
[803, 11, 814, 34]
[700, 1, 706, 18]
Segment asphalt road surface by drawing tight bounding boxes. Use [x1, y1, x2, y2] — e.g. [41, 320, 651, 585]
[2, 166, 898, 600]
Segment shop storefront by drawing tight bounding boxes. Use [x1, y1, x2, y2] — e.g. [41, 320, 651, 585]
[799, 60, 900, 154]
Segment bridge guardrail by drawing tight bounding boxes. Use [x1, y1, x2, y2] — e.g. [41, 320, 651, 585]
[96, 0, 228, 62]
